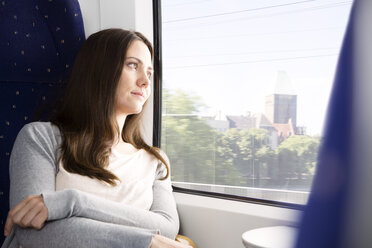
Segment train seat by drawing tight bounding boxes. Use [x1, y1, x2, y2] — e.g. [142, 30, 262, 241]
[0, 0, 85, 243]
[0, 1, 197, 247]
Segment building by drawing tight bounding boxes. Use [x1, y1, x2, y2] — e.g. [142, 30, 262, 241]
[265, 71, 297, 127]
[205, 71, 305, 148]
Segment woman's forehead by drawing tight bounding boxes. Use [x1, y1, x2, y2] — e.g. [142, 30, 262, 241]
[126, 40, 152, 63]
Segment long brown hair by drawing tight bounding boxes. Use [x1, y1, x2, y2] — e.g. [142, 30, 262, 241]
[52, 29, 169, 185]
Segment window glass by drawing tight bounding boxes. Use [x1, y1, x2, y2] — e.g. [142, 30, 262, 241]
[160, 0, 353, 204]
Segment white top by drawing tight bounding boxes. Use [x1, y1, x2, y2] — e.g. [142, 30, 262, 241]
[56, 148, 159, 210]
[242, 226, 298, 248]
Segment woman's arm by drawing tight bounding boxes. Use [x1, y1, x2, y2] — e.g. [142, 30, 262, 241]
[15, 216, 155, 248]
[9, 123, 59, 210]
[7, 123, 156, 247]
[42, 174, 179, 239]
[9, 122, 179, 239]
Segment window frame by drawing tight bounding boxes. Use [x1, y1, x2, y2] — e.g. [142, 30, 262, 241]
[152, 0, 307, 210]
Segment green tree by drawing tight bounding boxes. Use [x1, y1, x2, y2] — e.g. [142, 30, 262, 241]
[237, 128, 273, 187]
[162, 89, 214, 183]
[214, 129, 246, 186]
[162, 89, 243, 185]
[162, 89, 203, 115]
[276, 135, 320, 180]
[161, 89, 320, 191]
[215, 128, 273, 187]
[256, 145, 275, 180]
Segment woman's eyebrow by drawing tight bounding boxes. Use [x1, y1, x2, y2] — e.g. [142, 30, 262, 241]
[126, 56, 153, 71]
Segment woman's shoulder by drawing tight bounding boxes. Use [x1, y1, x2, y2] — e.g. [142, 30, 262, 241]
[153, 148, 171, 179]
[21, 121, 59, 134]
[142, 148, 169, 163]
[18, 121, 62, 144]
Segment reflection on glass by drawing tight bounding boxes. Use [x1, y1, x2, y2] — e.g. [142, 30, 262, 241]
[161, 0, 353, 204]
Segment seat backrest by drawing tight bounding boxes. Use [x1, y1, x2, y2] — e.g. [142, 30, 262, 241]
[0, 0, 85, 243]
[294, 1, 372, 247]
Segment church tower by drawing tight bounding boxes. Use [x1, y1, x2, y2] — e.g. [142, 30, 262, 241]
[265, 71, 297, 127]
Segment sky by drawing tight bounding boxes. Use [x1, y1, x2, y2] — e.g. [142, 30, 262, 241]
[161, 0, 353, 136]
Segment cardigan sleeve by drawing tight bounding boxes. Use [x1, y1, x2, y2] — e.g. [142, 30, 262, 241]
[7, 122, 156, 248]
[42, 173, 179, 239]
[14, 217, 155, 248]
[9, 122, 59, 210]
[8, 122, 179, 244]
[42, 153, 179, 239]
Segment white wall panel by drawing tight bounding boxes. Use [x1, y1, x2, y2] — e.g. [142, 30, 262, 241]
[174, 192, 301, 248]
[78, 0, 101, 37]
[99, 0, 135, 30]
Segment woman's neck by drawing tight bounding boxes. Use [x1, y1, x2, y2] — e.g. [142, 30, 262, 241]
[116, 114, 127, 137]
[112, 141, 138, 155]
[112, 113, 138, 154]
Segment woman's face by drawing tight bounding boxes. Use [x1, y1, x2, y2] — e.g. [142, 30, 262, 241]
[115, 40, 153, 116]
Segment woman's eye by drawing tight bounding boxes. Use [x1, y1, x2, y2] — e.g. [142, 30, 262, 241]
[147, 72, 153, 79]
[127, 62, 138, 70]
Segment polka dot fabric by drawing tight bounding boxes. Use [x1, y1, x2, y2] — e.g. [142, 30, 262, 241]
[0, 0, 85, 243]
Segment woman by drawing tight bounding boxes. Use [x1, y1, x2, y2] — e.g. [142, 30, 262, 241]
[2, 29, 189, 248]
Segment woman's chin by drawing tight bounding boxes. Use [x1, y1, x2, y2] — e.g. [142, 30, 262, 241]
[131, 106, 143, 115]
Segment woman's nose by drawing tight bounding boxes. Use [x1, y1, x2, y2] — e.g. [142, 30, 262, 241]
[137, 70, 150, 88]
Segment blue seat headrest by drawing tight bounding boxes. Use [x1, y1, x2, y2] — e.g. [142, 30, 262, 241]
[0, 0, 85, 244]
[0, 0, 86, 83]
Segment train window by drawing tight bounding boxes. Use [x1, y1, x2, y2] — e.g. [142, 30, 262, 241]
[159, 0, 353, 205]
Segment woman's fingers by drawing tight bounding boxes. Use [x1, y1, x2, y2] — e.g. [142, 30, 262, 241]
[4, 196, 32, 235]
[4, 195, 48, 236]
[4, 213, 14, 236]
[20, 199, 46, 227]
[150, 234, 193, 248]
[30, 206, 48, 230]
[9, 196, 39, 227]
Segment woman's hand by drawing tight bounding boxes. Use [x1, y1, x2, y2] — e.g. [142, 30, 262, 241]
[4, 195, 48, 236]
[151, 234, 193, 248]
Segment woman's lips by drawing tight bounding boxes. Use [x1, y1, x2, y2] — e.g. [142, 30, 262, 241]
[131, 91, 145, 99]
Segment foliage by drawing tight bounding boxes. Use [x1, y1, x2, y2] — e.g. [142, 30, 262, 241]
[161, 89, 321, 190]
[276, 135, 320, 179]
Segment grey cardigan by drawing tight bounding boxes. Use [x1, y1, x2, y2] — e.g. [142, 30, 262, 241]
[1, 122, 179, 248]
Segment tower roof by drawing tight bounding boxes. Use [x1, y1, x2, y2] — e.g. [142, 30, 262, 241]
[274, 71, 296, 95]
